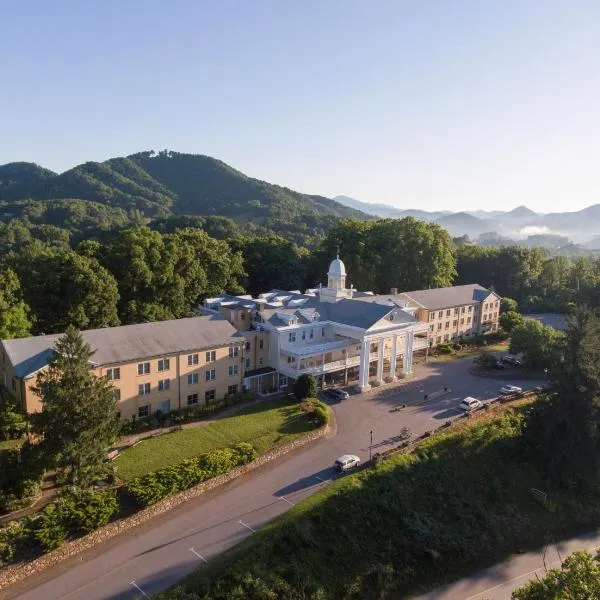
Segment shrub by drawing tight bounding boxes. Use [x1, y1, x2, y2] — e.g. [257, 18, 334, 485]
[32, 504, 68, 552]
[473, 350, 498, 369]
[124, 444, 257, 507]
[437, 343, 454, 354]
[314, 405, 329, 427]
[58, 489, 119, 534]
[293, 374, 317, 401]
[0, 521, 31, 566]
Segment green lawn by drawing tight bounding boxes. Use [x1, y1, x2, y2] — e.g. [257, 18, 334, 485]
[159, 406, 600, 600]
[115, 397, 315, 481]
[0, 439, 22, 452]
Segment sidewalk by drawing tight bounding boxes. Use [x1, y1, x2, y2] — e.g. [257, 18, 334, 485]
[413, 529, 600, 600]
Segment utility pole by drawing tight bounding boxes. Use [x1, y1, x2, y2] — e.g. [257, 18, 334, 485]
[369, 429, 373, 461]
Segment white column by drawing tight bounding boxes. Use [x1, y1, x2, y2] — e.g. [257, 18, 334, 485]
[375, 338, 385, 384]
[403, 332, 414, 375]
[389, 335, 398, 381]
[358, 340, 371, 391]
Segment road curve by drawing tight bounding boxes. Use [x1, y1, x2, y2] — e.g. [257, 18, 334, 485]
[3, 356, 541, 600]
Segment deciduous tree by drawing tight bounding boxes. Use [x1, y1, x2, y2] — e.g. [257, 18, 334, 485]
[0, 268, 31, 339]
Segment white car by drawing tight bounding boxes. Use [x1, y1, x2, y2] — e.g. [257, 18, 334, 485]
[334, 454, 361, 472]
[499, 385, 523, 395]
[459, 397, 483, 412]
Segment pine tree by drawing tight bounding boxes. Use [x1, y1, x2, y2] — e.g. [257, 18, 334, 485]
[33, 327, 119, 487]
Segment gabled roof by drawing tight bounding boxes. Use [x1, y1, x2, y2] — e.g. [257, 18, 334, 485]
[398, 284, 498, 311]
[2, 316, 240, 378]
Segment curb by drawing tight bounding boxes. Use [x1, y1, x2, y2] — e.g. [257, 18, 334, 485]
[0, 423, 330, 591]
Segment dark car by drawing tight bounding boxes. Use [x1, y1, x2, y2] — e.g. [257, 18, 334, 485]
[323, 388, 350, 401]
[493, 360, 505, 369]
[501, 355, 522, 367]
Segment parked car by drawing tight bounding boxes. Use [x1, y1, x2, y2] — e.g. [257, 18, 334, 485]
[323, 388, 349, 401]
[501, 356, 522, 367]
[493, 360, 505, 369]
[334, 454, 361, 472]
[459, 397, 483, 412]
[499, 384, 523, 395]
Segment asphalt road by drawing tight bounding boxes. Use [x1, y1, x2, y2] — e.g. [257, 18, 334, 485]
[3, 355, 541, 600]
[414, 529, 600, 600]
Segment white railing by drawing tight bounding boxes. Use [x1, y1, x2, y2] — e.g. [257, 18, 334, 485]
[413, 337, 429, 350]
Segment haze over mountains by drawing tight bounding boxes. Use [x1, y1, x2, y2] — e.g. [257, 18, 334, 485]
[334, 195, 600, 247]
[1, 151, 599, 249]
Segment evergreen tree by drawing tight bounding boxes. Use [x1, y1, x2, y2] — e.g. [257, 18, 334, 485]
[32, 327, 119, 487]
[293, 374, 317, 401]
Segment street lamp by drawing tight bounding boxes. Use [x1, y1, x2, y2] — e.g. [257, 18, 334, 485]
[369, 429, 373, 461]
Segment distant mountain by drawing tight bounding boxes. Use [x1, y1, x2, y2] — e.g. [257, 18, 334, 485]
[0, 151, 368, 223]
[434, 212, 490, 237]
[504, 205, 539, 220]
[333, 195, 448, 221]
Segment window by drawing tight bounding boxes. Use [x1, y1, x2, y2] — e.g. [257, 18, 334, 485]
[322, 328, 325, 337]
[461, 307, 465, 313]
[429, 313, 435, 321]
[187, 373, 199, 385]
[240, 312, 246, 320]
[446, 310, 451, 317]
[259, 339, 264, 349]
[258, 357, 263, 366]
[158, 379, 170, 391]
[444, 334, 449, 341]
[445, 321, 450, 329]
[159, 399, 170, 413]
[187, 393, 199, 405]
[495, 301, 499, 307]
[106, 367, 120, 381]
[205, 389, 216, 403]
[138, 404, 150, 418]
[245, 341, 251, 351]
[460, 318, 464, 325]
[188, 353, 199, 366]
[309, 329, 314, 339]
[245, 358, 251, 369]
[436, 336, 442, 344]
[157, 358, 170, 372]
[229, 346, 240, 358]
[205, 350, 216, 363]
[429, 324, 434, 332]
[138, 383, 151, 396]
[205, 369, 216, 381]
[288, 332, 296, 343]
[454, 308, 459, 315]
[113, 388, 121, 401]
[467, 316, 471, 323]
[468, 306, 473, 312]
[229, 365, 239, 376]
[302, 330, 306, 340]
[279, 375, 288, 387]
[137, 362, 150, 375]
[453, 320, 457, 327]
[227, 384, 238, 395]
[287, 355, 293, 364]
[437, 323, 442, 331]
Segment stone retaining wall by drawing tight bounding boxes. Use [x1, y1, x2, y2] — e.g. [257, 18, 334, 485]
[0, 423, 329, 591]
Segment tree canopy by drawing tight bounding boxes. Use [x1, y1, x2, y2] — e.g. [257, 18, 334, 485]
[0, 268, 31, 339]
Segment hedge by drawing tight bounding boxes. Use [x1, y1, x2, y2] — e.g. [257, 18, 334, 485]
[0, 489, 119, 565]
[124, 443, 257, 508]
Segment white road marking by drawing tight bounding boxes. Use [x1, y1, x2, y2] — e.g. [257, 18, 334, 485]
[189, 547, 208, 563]
[280, 496, 295, 506]
[238, 519, 256, 533]
[130, 580, 150, 599]
[315, 475, 329, 483]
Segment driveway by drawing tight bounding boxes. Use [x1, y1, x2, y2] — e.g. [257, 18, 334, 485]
[3, 355, 543, 600]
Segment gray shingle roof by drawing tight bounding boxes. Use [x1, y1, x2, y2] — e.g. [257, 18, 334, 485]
[399, 284, 498, 311]
[2, 316, 240, 378]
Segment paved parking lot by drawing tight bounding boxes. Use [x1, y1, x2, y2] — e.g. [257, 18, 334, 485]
[5, 354, 543, 600]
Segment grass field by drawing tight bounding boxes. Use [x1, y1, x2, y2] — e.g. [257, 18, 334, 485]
[0, 439, 22, 452]
[159, 405, 600, 600]
[115, 397, 315, 481]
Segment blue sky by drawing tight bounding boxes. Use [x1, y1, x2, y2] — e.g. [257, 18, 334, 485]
[2, 1, 599, 212]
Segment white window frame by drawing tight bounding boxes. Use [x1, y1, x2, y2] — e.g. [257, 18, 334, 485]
[158, 379, 170, 392]
[188, 373, 199, 385]
[138, 382, 151, 396]
[205, 369, 216, 381]
[205, 350, 216, 363]
[157, 358, 170, 372]
[188, 353, 199, 366]
[106, 367, 120, 381]
[137, 362, 150, 375]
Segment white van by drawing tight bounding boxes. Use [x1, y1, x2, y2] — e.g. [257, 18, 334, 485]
[334, 454, 360, 472]
[459, 397, 483, 412]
